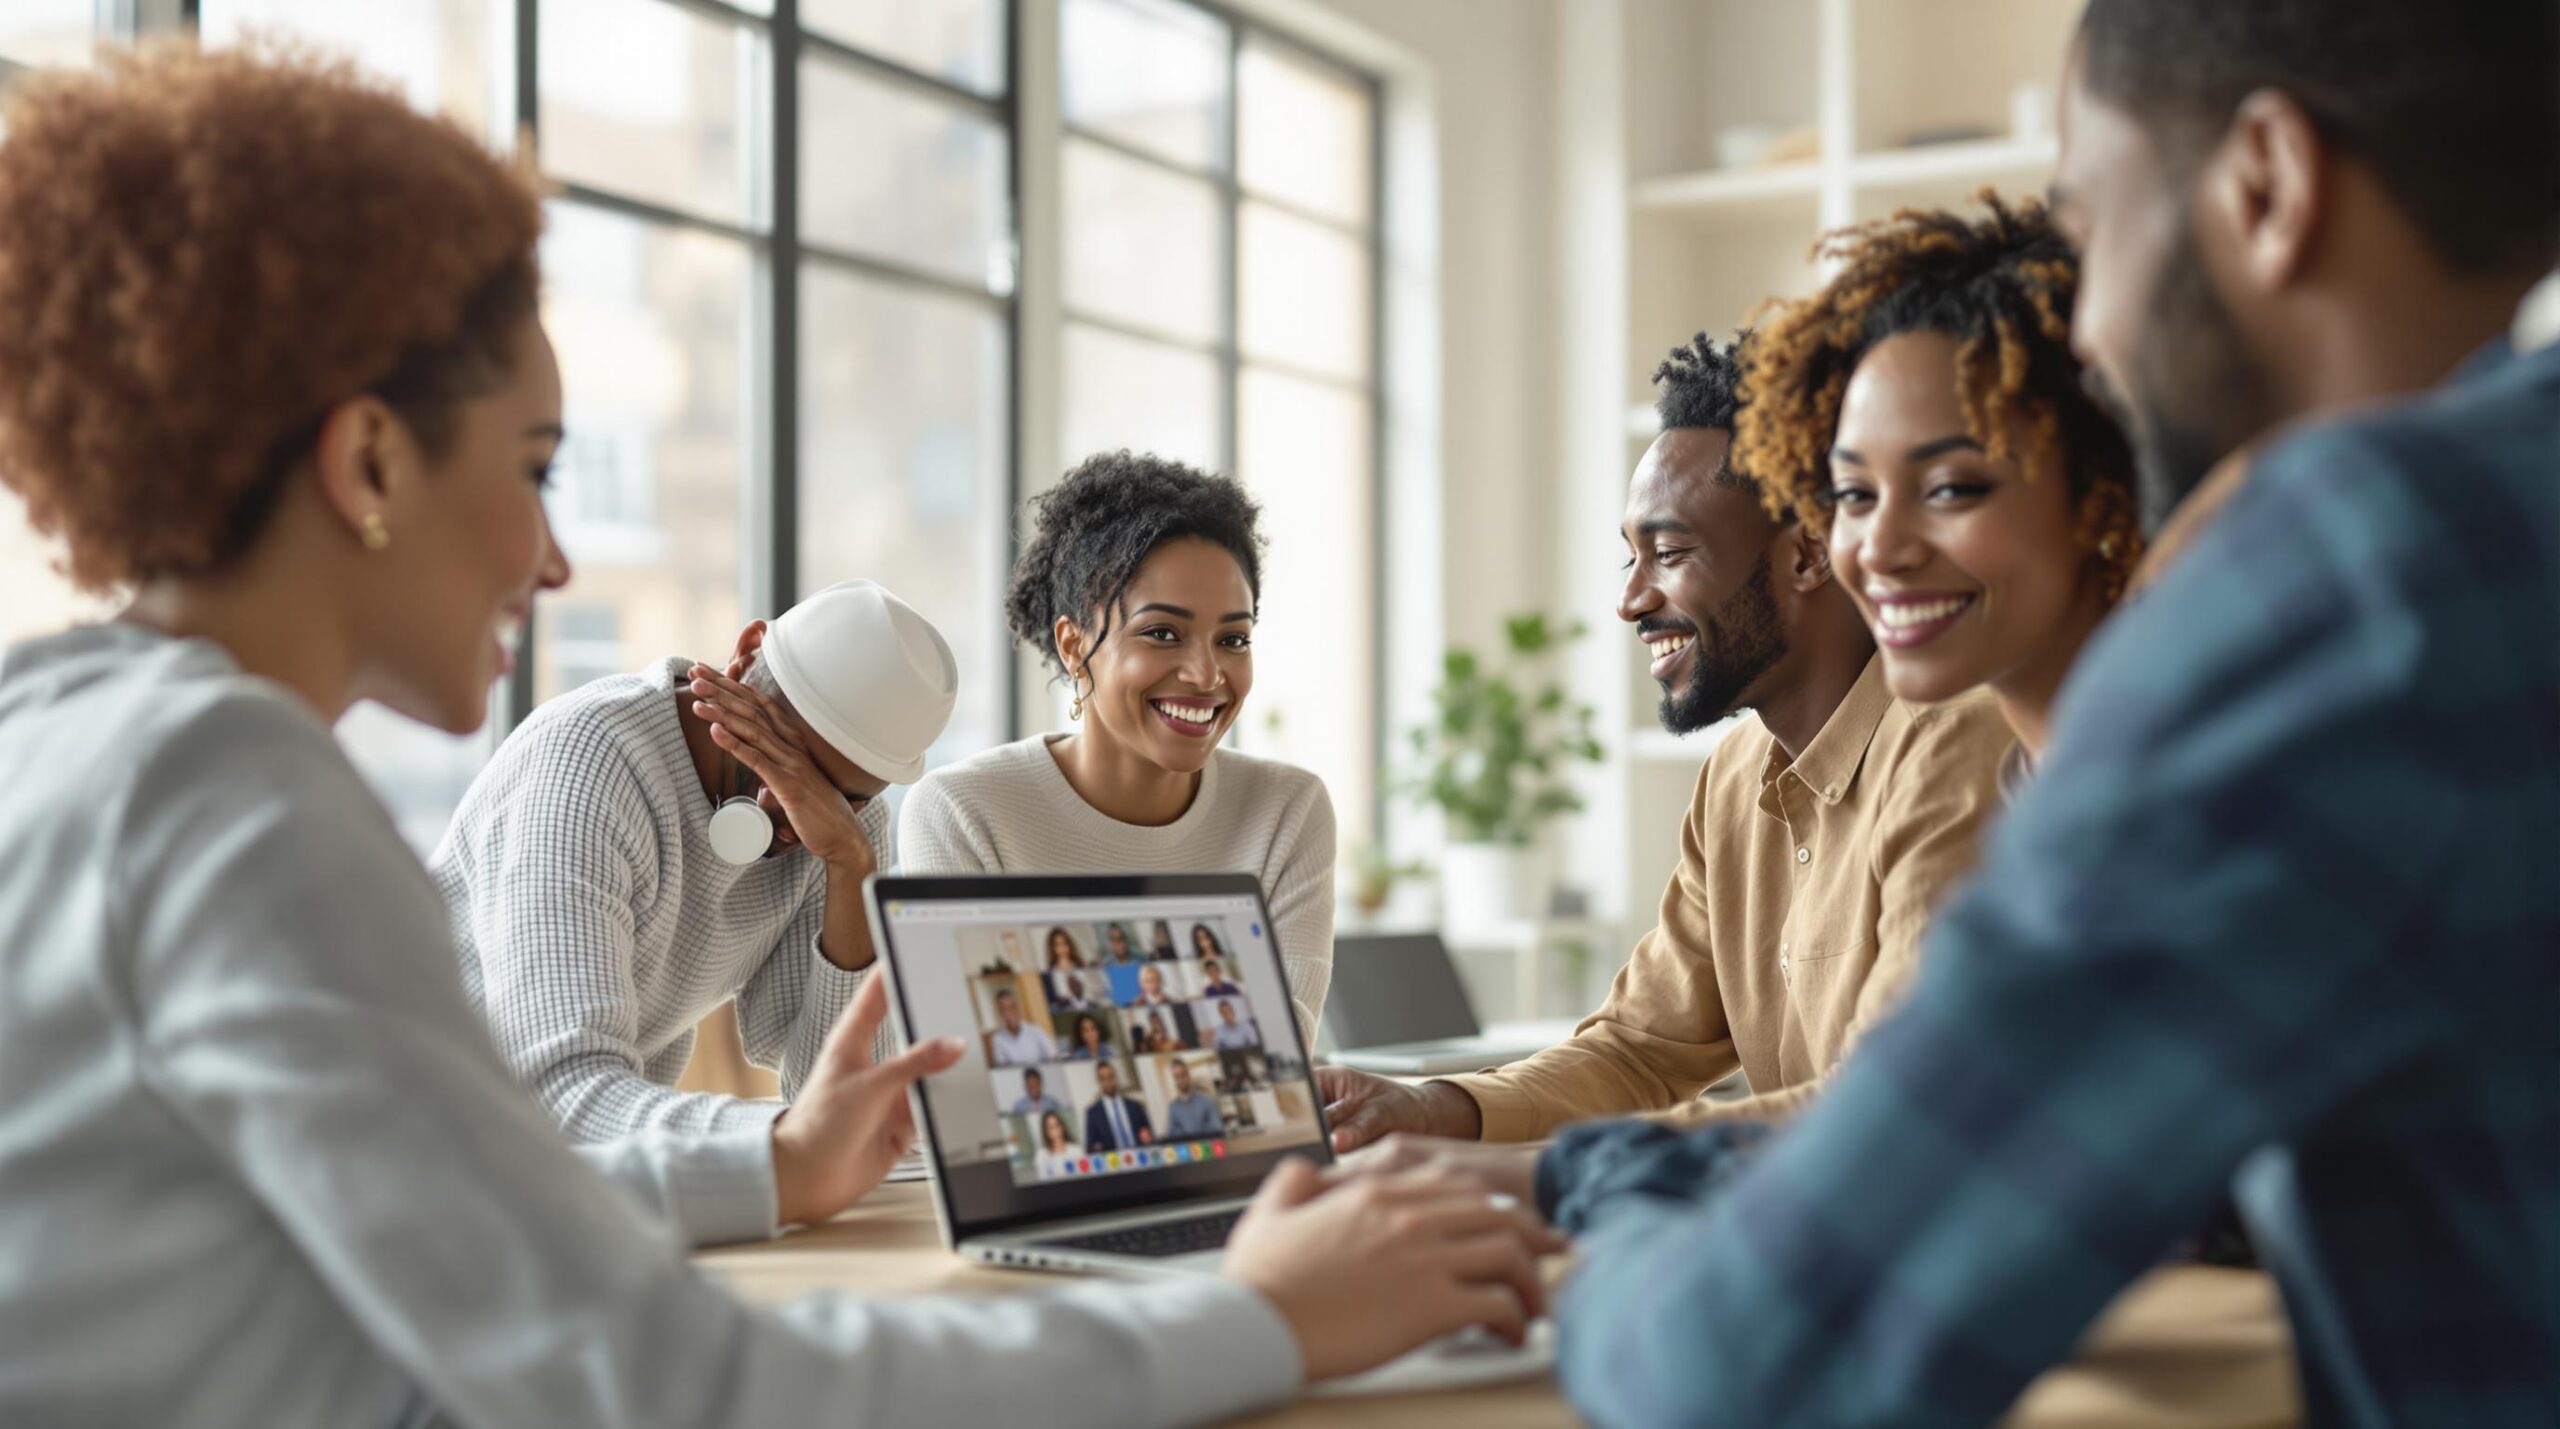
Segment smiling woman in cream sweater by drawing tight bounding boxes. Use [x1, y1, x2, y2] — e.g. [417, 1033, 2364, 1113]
[899, 453, 1336, 1041]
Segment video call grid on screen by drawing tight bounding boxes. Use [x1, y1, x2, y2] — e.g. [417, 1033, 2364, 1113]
[882, 892, 1322, 1191]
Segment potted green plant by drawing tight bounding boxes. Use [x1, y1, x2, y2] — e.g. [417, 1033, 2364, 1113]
[1399, 613, 1605, 925]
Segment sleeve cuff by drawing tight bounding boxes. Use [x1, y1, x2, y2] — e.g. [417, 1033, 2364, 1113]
[567, 1117, 783, 1247]
[808, 935, 865, 995]
[1436, 1073, 1548, 1143]
[1056, 1275, 1302, 1423]
[652, 1120, 785, 1246]
[1537, 1117, 1774, 1235]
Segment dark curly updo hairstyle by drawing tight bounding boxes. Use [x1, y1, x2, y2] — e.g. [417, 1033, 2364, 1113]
[1004, 451, 1267, 685]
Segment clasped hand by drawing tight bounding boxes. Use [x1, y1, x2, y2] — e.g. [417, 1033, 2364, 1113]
[688, 663, 874, 873]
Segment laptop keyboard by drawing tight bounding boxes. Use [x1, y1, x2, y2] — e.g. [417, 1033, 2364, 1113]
[1042, 1209, 1243, 1258]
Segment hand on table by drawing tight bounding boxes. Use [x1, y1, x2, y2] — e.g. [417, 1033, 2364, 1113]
[1316, 1064, 1483, 1152]
[1333, 1132, 1545, 1209]
[1223, 1158, 1567, 1382]
[771, 973, 963, 1226]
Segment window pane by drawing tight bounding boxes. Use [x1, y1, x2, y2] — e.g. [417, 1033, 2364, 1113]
[1063, 138, 1220, 343]
[0, 492, 110, 645]
[1240, 201, 1370, 380]
[798, 265, 1008, 764]
[0, 1, 93, 69]
[201, 0, 509, 146]
[540, 0, 759, 229]
[801, 58, 1011, 292]
[336, 701, 496, 856]
[1061, 324, 1220, 475]
[1237, 368, 1373, 832]
[536, 201, 749, 700]
[804, 0, 1005, 96]
[1061, 0, 1227, 172]
[1238, 40, 1372, 226]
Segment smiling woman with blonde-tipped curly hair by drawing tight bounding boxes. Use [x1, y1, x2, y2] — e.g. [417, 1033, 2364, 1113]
[1733, 193, 2142, 761]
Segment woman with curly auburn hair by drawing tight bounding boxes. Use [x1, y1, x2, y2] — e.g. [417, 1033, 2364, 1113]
[0, 43, 1544, 1429]
[1734, 193, 2142, 764]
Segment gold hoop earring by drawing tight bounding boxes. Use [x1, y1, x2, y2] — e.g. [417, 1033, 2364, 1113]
[1068, 690, 1085, 721]
[360, 513, 390, 552]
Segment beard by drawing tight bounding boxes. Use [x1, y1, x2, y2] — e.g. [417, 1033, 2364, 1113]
[2089, 210, 2279, 534]
[1657, 551, 1788, 735]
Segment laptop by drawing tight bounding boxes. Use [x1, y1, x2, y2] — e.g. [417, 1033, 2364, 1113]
[1320, 932, 1580, 1076]
[865, 872, 1556, 1394]
[866, 871, 1355, 1277]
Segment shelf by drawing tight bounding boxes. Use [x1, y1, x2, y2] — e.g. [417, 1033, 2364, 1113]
[1631, 138, 2056, 221]
[1633, 161, 1822, 215]
[1850, 135, 2056, 192]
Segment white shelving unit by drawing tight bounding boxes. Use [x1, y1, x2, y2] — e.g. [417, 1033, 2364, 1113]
[1550, 0, 2082, 979]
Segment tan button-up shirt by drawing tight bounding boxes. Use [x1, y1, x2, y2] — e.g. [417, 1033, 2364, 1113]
[1446, 656, 2015, 1140]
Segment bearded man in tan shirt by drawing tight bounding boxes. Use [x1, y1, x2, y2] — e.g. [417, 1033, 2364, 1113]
[1319, 332, 2015, 1158]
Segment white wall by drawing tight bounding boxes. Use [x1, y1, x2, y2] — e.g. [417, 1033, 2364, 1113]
[1233, 0, 1572, 880]
[1276, 0, 1564, 663]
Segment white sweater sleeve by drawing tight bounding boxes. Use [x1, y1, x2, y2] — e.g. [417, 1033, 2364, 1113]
[449, 738, 776, 1141]
[736, 798, 892, 1080]
[117, 700, 1303, 1429]
[1264, 775, 1338, 1044]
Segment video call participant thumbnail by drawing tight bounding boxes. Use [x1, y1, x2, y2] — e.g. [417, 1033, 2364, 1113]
[1084, 1061, 1154, 1153]
[1010, 1067, 1066, 1119]
[985, 987, 1055, 1067]
[1133, 1007, 1195, 1053]
[1062, 1009, 1121, 1061]
[1119, 962, 1182, 1007]
[1163, 1058, 1225, 1138]
[1038, 1109, 1077, 1158]
[1198, 956, 1243, 997]
[1207, 998, 1260, 1050]
[1097, 922, 1141, 965]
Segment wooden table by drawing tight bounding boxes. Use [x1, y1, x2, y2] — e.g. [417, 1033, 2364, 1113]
[696, 1183, 2297, 1428]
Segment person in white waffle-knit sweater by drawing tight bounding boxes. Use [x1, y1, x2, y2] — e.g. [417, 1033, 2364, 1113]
[434, 579, 958, 1142]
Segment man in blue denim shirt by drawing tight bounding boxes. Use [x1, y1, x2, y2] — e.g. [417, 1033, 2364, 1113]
[1535, 4, 2560, 1426]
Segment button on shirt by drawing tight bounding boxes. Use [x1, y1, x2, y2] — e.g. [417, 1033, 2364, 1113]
[1444, 658, 2014, 1139]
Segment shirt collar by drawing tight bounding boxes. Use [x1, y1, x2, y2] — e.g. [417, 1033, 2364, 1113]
[1759, 655, 1895, 807]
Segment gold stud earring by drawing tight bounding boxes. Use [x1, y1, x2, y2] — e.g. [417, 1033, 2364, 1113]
[360, 513, 390, 552]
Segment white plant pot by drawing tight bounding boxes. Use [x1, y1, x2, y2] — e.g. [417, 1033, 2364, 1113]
[1440, 841, 1548, 932]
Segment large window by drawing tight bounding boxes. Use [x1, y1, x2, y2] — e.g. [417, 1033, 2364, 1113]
[6, 0, 1381, 852]
[1056, 0, 1382, 830]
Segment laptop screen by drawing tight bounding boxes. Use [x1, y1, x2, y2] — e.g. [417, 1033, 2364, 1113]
[869, 874, 1330, 1237]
